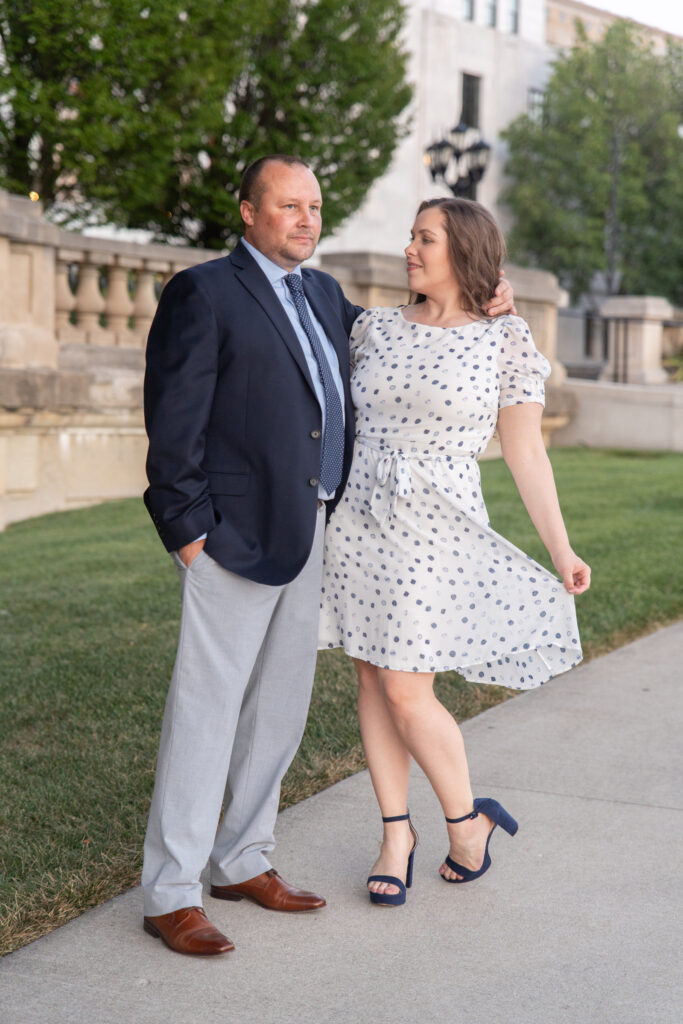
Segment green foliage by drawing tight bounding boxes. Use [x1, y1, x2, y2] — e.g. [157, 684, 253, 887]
[501, 22, 683, 303]
[2, 449, 682, 954]
[182, 0, 413, 248]
[0, 0, 411, 248]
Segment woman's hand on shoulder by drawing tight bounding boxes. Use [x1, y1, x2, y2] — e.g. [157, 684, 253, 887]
[552, 548, 591, 595]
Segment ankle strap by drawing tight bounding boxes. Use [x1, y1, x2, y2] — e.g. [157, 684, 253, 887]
[382, 812, 410, 823]
[445, 809, 479, 824]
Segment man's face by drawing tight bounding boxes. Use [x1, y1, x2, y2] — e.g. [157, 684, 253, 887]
[240, 162, 323, 271]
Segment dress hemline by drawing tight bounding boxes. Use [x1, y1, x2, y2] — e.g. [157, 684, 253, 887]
[317, 638, 583, 690]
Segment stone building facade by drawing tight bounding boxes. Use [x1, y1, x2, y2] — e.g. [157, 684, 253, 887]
[319, 0, 682, 260]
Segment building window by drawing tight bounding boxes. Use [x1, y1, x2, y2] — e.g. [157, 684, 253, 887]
[462, 0, 475, 20]
[508, 0, 520, 34]
[486, 0, 497, 28]
[528, 87, 544, 124]
[462, 73, 481, 129]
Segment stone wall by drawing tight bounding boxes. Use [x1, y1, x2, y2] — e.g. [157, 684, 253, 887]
[552, 379, 683, 452]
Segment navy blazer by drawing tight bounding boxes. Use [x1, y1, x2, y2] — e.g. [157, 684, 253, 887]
[143, 241, 362, 585]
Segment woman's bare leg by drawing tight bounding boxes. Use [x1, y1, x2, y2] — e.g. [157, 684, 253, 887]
[375, 668, 494, 882]
[355, 659, 414, 896]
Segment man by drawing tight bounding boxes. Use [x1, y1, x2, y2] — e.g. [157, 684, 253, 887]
[141, 155, 513, 955]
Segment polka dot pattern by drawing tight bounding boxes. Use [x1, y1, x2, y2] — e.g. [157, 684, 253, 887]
[318, 309, 582, 689]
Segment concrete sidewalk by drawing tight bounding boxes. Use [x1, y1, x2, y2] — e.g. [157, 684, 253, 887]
[2, 623, 682, 1024]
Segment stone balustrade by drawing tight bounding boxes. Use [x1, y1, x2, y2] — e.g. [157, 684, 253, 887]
[0, 190, 212, 373]
[0, 189, 574, 530]
[54, 240, 191, 351]
[0, 190, 218, 529]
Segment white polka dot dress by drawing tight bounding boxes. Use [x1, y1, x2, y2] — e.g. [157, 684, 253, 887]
[318, 309, 582, 689]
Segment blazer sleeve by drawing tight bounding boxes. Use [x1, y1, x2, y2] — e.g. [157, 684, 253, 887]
[143, 270, 220, 551]
[308, 267, 363, 336]
[340, 291, 364, 335]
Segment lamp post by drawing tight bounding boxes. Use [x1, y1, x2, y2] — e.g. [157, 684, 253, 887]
[424, 119, 491, 198]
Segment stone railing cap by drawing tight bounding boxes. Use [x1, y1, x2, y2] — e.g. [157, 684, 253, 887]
[599, 295, 675, 319]
[57, 229, 220, 266]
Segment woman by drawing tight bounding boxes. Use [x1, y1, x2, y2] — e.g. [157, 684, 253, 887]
[318, 198, 590, 906]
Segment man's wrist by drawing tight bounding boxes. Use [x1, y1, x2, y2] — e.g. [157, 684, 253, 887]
[178, 536, 207, 567]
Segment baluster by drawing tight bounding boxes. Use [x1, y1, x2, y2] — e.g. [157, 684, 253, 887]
[55, 258, 76, 330]
[55, 250, 82, 343]
[75, 256, 107, 344]
[106, 257, 136, 346]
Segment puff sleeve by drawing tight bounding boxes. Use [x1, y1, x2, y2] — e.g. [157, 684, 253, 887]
[497, 315, 551, 409]
[349, 307, 376, 369]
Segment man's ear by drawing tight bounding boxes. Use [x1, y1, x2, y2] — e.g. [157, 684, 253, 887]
[240, 200, 255, 227]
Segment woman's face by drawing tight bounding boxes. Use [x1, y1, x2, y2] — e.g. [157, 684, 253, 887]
[405, 207, 458, 296]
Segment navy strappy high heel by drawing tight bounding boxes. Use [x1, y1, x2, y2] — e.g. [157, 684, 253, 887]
[367, 812, 419, 907]
[442, 797, 518, 884]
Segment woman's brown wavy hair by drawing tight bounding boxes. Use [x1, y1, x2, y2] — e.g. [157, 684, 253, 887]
[411, 197, 506, 318]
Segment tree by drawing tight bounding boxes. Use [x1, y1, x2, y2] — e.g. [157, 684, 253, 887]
[0, 0, 411, 248]
[177, 0, 413, 248]
[0, 2, 260, 231]
[501, 22, 683, 304]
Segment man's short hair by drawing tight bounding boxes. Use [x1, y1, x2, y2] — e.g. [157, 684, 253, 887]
[238, 155, 311, 210]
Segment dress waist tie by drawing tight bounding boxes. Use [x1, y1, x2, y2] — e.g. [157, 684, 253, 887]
[356, 436, 476, 527]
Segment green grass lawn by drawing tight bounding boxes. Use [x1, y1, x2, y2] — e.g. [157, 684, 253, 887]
[1, 448, 682, 955]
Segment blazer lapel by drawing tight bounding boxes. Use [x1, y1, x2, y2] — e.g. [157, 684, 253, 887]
[230, 242, 316, 392]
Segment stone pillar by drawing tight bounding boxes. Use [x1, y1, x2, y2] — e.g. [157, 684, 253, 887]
[0, 202, 60, 369]
[318, 252, 410, 309]
[599, 296, 670, 385]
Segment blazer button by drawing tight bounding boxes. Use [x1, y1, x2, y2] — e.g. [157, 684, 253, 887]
[309, 477, 319, 487]
[310, 429, 321, 439]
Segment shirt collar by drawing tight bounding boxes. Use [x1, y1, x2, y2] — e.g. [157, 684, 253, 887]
[241, 237, 301, 285]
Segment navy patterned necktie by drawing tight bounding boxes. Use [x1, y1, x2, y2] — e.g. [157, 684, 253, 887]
[284, 273, 344, 495]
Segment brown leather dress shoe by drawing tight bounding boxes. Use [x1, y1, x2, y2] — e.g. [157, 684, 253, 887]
[143, 907, 234, 955]
[210, 869, 326, 912]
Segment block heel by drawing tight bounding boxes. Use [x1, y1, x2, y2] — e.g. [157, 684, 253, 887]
[442, 797, 518, 884]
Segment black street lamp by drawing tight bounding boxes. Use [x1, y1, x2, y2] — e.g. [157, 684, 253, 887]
[424, 119, 491, 197]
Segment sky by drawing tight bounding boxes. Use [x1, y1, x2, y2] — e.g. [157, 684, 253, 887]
[595, 0, 683, 37]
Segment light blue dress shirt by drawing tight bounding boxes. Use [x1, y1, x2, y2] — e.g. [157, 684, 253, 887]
[241, 238, 345, 501]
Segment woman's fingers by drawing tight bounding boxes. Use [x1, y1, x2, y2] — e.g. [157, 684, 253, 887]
[562, 562, 591, 594]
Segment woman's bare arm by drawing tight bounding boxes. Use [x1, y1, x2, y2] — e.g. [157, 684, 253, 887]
[496, 403, 590, 595]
